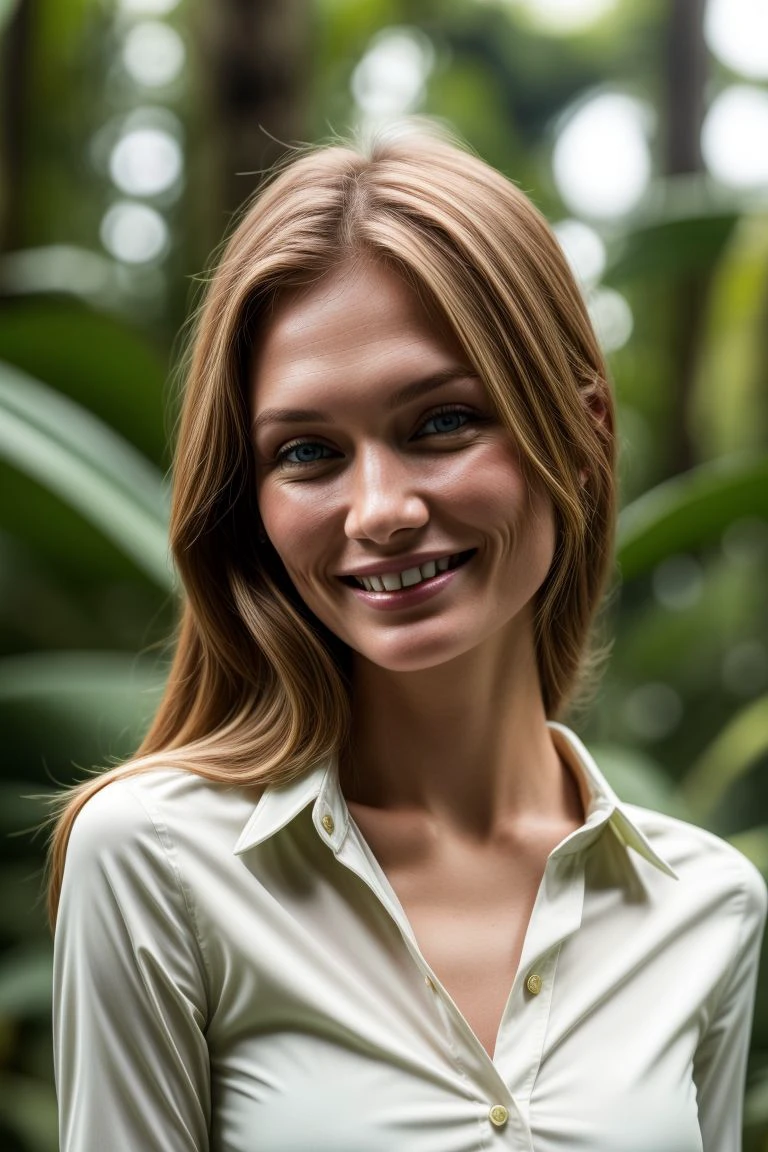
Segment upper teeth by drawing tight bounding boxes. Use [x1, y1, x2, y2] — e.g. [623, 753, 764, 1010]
[354, 554, 457, 592]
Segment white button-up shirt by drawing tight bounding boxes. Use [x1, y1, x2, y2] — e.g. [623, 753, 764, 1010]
[53, 723, 767, 1151]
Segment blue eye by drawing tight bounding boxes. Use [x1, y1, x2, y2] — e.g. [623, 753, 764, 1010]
[417, 408, 471, 437]
[278, 442, 335, 466]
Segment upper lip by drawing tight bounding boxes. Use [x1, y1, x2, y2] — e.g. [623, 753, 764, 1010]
[336, 549, 471, 578]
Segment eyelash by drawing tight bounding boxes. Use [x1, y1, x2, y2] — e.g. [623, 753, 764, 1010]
[272, 405, 482, 469]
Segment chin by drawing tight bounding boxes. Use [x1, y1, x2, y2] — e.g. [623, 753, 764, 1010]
[345, 631, 479, 675]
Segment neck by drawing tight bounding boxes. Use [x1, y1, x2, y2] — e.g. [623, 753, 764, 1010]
[340, 613, 582, 839]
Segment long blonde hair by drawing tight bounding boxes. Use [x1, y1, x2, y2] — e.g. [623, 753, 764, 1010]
[47, 121, 615, 923]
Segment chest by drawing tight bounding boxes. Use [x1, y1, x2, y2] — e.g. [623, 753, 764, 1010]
[203, 810, 708, 1152]
[347, 808, 556, 1058]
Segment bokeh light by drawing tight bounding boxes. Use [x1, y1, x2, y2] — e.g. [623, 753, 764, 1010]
[116, 0, 182, 15]
[109, 126, 183, 197]
[587, 286, 633, 352]
[623, 683, 683, 742]
[553, 92, 653, 219]
[721, 640, 768, 696]
[652, 555, 705, 612]
[351, 28, 434, 118]
[100, 201, 169, 263]
[122, 21, 185, 88]
[705, 0, 768, 80]
[510, 0, 619, 34]
[701, 85, 768, 188]
[0, 245, 114, 298]
[552, 218, 606, 286]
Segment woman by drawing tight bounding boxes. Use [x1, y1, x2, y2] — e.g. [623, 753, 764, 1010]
[50, 122, 766, 1151]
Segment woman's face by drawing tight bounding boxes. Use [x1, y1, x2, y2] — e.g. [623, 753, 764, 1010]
[250, 257, 556, 673]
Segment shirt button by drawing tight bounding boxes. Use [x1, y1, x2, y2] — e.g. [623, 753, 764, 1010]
[489, 1104, 509, 1128]
[425, 975, 436, 991]
[526, 973, 543, 996]
[321, 814, 335, 835]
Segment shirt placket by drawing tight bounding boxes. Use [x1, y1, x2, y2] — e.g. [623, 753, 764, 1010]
[312, 772, 616, 1150]
[321, 805, 536, 1149]
[492, 852, 586, 1104]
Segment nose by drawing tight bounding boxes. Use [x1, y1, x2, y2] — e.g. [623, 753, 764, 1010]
[344, 444, 429, 544]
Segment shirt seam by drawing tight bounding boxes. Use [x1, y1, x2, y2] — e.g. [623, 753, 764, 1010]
[698, 855, 751, 1039]
[123, 778, 213, 1016]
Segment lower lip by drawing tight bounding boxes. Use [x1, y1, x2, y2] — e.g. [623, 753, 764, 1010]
[343, 557, 471, 613]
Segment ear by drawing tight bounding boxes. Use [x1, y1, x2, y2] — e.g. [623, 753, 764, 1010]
[583, 378, 611, 431]
[579, 378, 612, 486]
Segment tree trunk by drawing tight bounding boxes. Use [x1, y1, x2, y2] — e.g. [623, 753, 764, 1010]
[0, 0, 31, 253]
[663, 0, 709, 475]
[197, 0, 310, 247]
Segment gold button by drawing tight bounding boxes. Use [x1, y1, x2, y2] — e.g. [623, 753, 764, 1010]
[321, 814, 335, 835]
[526, 973, 543, 996]
[425, 975, 436, 991]
[489, 1104, 509, 1128]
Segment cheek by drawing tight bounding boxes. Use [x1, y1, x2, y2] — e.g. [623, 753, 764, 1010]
[515, 478, 557, 567]
[531, 499, 557, 579]
[462, 447, 557, 575]
[257, 483, 333, 578]
[447, 442, 534, 532]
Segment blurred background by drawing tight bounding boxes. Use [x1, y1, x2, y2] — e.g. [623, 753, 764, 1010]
[1, 0, 767, 1147]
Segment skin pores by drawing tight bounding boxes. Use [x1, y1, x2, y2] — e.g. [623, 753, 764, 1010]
[250, 257, 556, 676]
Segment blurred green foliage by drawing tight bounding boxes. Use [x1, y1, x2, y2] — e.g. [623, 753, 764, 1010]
[1, 0, 767, 1148]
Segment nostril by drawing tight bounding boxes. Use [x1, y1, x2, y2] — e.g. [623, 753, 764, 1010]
[344, 480, 430, 543]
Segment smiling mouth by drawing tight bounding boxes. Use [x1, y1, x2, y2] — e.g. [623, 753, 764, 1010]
[342, 549, 476, 593]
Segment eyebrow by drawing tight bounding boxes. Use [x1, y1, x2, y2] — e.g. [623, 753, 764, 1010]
[251, 366, 479, 434]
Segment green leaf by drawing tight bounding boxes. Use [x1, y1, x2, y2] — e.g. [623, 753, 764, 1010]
[605, 206, 738, 286]
[0, 295, 170, 463]
[0, 361, 172, 589]
[0, 651, 167, 782]
[689, 214, 768, 458]
[0, 0, 20, 35]
[617, 455, 768, 582]
[681, 694, 768, 821]
[729, 827, 768, 880]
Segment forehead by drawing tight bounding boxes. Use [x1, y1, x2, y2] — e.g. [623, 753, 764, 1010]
[249, 258, 469, 412]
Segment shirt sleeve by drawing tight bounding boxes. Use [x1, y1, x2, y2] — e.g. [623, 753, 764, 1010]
[693, 858, 767, 1152]
[53, 778, 211, 1152]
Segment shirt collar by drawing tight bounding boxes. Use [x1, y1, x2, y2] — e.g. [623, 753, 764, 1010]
[233, 722, 678, 880]
[547, 723, 677, 878]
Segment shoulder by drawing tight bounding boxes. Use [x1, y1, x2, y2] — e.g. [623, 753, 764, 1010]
[65, 766, 265, 878]
[56, 771, 216, 1009]
[60, 767, 266, 958]
[624, 802, 768, 930]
